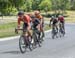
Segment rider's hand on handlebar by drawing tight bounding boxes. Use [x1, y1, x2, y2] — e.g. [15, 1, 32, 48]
[17, 25, 20, 29]
[15, 26, 20, 34]
[15, 28, 18, 34]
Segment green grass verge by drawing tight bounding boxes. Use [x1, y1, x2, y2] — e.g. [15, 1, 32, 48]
[44, 24, 51, 31]
[0, 22, 20, 38]
[0, 22, 51, 38]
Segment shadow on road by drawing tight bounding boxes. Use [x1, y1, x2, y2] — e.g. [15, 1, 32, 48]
[1, 50, 21, 54]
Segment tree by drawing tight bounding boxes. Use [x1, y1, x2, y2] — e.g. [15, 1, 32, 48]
[39, 0, 51, 14]
[32, 0, 43, 10]
[70, 0, 75, 10]
[25, 0, 32, 12]
[12, 0, 25, 11]
[0, 0, 74, 16]
[0, 0, 11, 15]
[0, 0, 25, 15]
[51, 0, 70, 15]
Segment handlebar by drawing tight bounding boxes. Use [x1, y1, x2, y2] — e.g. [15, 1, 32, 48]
[15, 28, 23, 34]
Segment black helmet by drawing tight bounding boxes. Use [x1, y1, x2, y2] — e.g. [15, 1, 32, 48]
[18, 11, 24, 16]
[31, 15, 35, 19]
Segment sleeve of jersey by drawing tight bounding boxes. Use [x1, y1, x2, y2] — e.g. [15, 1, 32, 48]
[26, 16, 30, 23]
[24, 16, 30, 26]
[40, 16, 43, 19]
[27, 18, 30, 23]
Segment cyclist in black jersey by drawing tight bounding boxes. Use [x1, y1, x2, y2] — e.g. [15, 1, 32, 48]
[49, 16, 58, 33]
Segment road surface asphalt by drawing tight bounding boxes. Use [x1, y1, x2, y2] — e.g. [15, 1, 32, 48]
[0, 23, 75, 58]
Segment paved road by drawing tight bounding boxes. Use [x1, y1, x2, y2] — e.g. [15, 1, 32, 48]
[0, 24, 75, 58]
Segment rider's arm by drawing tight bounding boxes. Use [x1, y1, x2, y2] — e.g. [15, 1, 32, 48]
[40, 19, 43, 24]
[18, 18, 21, 28]
[40, 16, 43, 24]
[49, 18, 54, 27]
[58, 17, 60, 22]
[25, 17, 31, 30]
[50, 18, 52, 25]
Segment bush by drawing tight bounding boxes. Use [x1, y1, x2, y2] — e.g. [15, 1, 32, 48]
[41, 13, 68, 18]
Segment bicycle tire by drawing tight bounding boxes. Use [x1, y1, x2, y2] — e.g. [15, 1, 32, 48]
[19, 36, 27, 53]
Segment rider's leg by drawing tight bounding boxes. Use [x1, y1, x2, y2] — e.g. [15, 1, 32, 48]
[62, 21, 65, 32]
[40, 23, 45, 38]
[23, 23, 32, 45]
[56, 23, 58, 33]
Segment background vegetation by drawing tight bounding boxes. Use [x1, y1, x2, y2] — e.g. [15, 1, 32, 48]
[0, 0, 75, 38]
[0, 0, 75, 16]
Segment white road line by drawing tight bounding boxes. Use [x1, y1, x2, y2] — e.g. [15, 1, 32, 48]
[0, 36, 20, 41]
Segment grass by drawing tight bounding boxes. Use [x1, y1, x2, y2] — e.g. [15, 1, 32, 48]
[0, 22, 51, 38]
[0, 22, 20, 38]
[44, 17, 75, 23]
[44, 24, 51, 31]
[65, 11, 75, 23]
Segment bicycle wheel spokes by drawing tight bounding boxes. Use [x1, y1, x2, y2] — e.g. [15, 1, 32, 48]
[19, 36, 27, 53]
[32, 33, 37, 48]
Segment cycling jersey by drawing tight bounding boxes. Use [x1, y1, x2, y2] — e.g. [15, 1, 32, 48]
[35, 15, 43, 20]
[33, 18, 40, 28]
[18, 15, 31, 26]
[50, 18, 58, 25]
[35, 15, 44, 27]
[58, 16, 64, 22]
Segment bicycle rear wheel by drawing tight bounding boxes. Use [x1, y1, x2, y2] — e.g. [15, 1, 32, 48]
[52, 29, 57, 39]
[59, 28, 65, 37]
[40, 31, 44, 42]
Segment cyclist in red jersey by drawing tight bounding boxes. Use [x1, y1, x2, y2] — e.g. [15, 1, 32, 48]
[58, 15, 65, 32]
[58, 15, 64, 22]
[17, 11, 31, 36]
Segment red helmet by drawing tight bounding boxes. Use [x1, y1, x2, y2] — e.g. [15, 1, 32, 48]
[34, 10, 40, 15]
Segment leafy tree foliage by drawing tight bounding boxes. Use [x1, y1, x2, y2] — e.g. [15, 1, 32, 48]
[0, 0, 75, 15]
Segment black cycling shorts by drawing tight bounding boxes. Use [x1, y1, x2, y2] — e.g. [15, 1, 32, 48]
[23, 23, 28, 30]
[60, 21, 64, 24]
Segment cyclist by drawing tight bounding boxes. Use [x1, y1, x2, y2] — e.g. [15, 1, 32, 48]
[31, 15, 40, 31]
[17, 11, 31, 36]
[49, 16, 58, 33]
[34, 10, 45, 40]
[58, 15, 65, 32]
[31, 15, 42, 47]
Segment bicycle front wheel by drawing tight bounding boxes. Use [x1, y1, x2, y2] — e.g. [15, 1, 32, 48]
[19, 36, 27, 53]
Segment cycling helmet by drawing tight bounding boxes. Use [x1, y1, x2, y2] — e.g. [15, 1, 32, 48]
[51, 16, 55, 19]
[31, 15, 35, 19]
[18, 11, 24, 16]
[34, 10, 40, 15]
